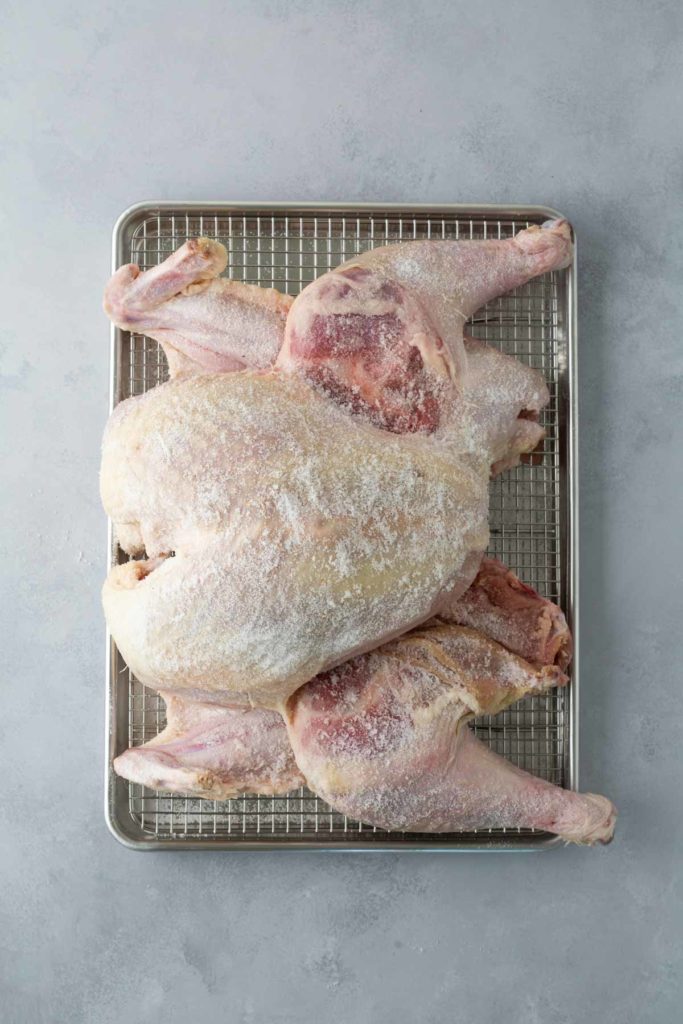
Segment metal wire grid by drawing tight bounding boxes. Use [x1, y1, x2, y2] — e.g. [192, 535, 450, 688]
[112, 209, 569, 844]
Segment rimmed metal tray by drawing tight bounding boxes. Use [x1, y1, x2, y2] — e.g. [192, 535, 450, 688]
[106, 201, 578, 851]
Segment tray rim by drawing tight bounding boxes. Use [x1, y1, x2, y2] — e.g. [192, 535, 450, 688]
[104, 200, 579, 852]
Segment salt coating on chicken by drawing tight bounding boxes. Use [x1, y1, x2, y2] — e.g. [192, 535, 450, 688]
[103, 371, 490, 707]
[103, 218, 616, 845]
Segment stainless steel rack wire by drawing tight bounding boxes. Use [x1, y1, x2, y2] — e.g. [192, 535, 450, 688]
[106, 202, 577, 850]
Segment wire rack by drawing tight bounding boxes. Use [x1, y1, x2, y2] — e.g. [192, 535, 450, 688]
[107, 203, 575, 849]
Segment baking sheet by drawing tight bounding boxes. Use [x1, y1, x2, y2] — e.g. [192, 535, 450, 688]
[106, 202, 578, 850]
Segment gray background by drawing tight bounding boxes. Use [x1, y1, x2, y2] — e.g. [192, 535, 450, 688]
[1, 1, 681, 1021]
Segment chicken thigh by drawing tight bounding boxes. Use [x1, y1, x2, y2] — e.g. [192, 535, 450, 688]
[102, 221, 571, 709]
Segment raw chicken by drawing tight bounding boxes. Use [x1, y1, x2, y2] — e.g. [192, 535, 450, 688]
[113, 562, 615, 844]
[105, 223, 615, 844]
[102, 222, 571, 709]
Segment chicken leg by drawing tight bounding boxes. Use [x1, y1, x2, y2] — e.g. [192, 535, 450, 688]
[284, 636, 613, 844]
[276, 219, 572, 433]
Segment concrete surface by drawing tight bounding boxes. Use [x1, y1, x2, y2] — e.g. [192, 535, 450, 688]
[1, 2, 682, 1021]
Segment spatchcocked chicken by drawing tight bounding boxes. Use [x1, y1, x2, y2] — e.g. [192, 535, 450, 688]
[102, 220, 616, 844]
